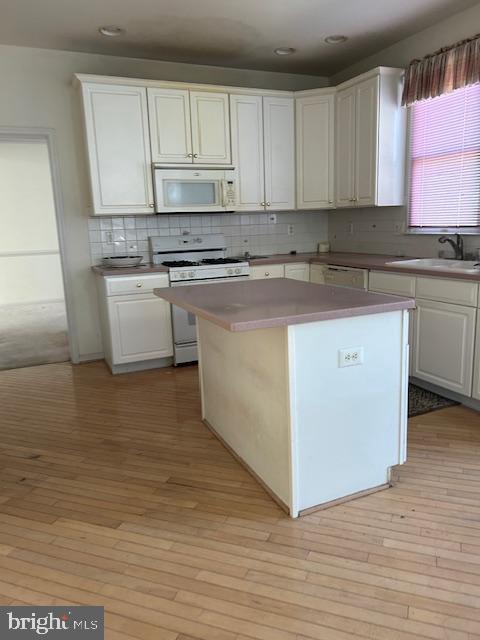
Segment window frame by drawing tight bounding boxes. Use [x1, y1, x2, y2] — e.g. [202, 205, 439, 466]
[405, 91, 480, 235]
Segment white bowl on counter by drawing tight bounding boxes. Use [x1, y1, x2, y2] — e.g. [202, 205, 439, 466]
[101, 255, 144, 268]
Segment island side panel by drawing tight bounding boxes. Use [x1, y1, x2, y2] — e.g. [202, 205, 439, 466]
[288, 310, 409, 513]
[197, 317, 292, 511]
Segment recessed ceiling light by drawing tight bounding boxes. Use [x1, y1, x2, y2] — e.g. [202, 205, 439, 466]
[274, 47, 296, 56]
[324, 34, 348, 45]
[98, 26, 126, 37]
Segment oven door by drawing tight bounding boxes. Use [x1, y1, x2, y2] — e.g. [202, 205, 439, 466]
[170, 277, 249, 364]
[154, 169, 229, 213]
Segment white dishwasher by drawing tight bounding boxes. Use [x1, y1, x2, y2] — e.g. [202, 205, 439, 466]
[323, 265, 368, 290]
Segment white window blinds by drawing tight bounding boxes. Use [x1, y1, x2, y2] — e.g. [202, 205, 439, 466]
[408, 83, 480, 229]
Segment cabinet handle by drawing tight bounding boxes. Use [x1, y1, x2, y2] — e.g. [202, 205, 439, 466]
[149, 203, 154, 207]
[266, 202, 271, 206]
[136, 283, 143, 288]
[260, 202, 266, 206]
[265, 272, 270, 276]
[193, 153, 198, 158]
[186, 153, 193, 158]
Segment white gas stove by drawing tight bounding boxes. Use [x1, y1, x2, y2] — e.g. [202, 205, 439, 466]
[150, 234, 250, 364]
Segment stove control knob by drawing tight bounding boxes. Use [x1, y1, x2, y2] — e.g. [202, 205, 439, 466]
[188, 271, 195, 278]
[235, 267, 241, 274]
[180, 272, 186, 279]
[227, 268, 234, 275]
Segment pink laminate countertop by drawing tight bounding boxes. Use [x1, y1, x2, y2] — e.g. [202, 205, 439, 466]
[154, 278, 415, 332]
[92, 264, 169, 276]
[310, 252, 480, 281]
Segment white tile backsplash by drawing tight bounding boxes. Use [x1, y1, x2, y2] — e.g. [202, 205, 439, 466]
[329, 206, 480, 258]
[88, 211, 329, 264]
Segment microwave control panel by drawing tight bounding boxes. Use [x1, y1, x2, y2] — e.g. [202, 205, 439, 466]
[223, 180, 236, 207]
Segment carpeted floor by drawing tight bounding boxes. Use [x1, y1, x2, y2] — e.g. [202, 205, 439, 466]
[408, 383, 458, 417]
[0, 301, 70, 370]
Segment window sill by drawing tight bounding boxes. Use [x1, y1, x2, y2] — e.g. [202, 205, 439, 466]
[406, 227, 480, 236]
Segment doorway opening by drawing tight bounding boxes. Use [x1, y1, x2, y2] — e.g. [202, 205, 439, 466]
[0, 133, 70, 369]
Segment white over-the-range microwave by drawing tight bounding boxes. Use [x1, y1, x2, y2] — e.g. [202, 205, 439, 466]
[153, 165, 237, 214]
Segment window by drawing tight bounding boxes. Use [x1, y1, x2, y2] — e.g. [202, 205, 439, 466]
[408, 83, 480, 230]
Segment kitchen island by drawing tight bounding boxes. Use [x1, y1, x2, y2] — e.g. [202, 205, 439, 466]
[155, 278, 415, 517]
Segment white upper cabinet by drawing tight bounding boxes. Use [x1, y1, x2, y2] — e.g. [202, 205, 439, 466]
[335, 68, 406, 208]
[147, 88, 192, 163]
[80, 83, 154, 215]
[147, 88, 231, 165]
[296, 92, 335, 209]
[230, 95, 265, 210]
[263, 97, 295, 211]
[230, 94, 294, 211]
[335, 87, 356, 207]
[355, 76, 378, 206]
[190, 91, 231, 164]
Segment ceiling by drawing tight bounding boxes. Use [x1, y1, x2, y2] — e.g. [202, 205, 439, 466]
[0, 0, 478, 76]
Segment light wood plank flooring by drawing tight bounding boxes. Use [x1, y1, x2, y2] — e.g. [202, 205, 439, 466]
[0, 361, 480, 639]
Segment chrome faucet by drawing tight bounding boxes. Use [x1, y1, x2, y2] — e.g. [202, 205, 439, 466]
[438, 234, 464, 260]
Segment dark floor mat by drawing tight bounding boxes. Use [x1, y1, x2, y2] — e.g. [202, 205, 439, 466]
[409, 383, 459, 417]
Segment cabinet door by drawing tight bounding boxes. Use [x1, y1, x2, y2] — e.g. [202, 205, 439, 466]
[296, 94, 335, 209]
[147, 88, 192, 163]
[230, 95, 265, 211]
[108, 293, 173, 364]
[263, 97, 295, 211]
[413, 299, 475, 396]
[309, 264, 326, 284]
[81, 83, 154, 215]
[335, 87, 356, 207]
[190, 91, 231, 164]
[250, 264, 285, 279]
[472, 315, 480, 400]
[355, 76, 379, 206]
[285, 263, 310, 281]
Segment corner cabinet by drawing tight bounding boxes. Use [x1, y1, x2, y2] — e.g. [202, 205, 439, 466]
[230, 94, 295, 211]
[148, 87, 231, 164]
[97, 273, 173, 374]
[79, 83, 154, 215]
[335, 68, 406, 208]
[295, 91, 335, 209]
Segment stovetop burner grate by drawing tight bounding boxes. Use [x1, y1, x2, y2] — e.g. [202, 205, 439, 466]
[200, 258, 243, 265]
[162, 260, 199, 267]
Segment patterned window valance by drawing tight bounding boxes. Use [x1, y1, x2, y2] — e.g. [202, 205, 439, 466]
[402, 33, 480, 106]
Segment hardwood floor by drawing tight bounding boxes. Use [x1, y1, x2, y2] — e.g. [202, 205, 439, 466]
[0, 361, 480, 639]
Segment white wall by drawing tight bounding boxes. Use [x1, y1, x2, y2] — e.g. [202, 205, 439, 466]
[328, 2, 480, 258]
[0, 44, 328, 360]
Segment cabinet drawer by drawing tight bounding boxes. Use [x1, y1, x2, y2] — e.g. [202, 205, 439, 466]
[416, 277, 478, 307]
[250, 264, 285, 279]
[369, 271, 416, 297]
[284, 263, 310, 281]
[105, 273, 169, 296]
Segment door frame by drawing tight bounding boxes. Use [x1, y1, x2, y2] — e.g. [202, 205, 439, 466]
[0, 126, 79, 363]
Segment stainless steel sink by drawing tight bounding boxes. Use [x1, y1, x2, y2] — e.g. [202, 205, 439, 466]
[387, 258, 480, 274]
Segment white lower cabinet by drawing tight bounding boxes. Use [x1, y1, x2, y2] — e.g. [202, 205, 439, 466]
[472, 314, 480, 400]
[285, 263, 310, 281]
[309, 264, 327, 284]
[413, 299, 476, 396]
[98, 274, 173, 373]
[250, 264, 285, 279]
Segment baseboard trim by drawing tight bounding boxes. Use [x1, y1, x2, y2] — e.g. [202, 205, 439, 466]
[202, 418, 291, 516]
[298, 482, 391, 517]
[108, 357, 174, 375]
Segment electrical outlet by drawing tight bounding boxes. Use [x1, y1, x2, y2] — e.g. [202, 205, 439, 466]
[268, 213, 277, 224]
[338, 347, 364, 368]
[348, 222, 354, 235]
[287, 224, 294, 236]
[393, 221, 404, 235]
